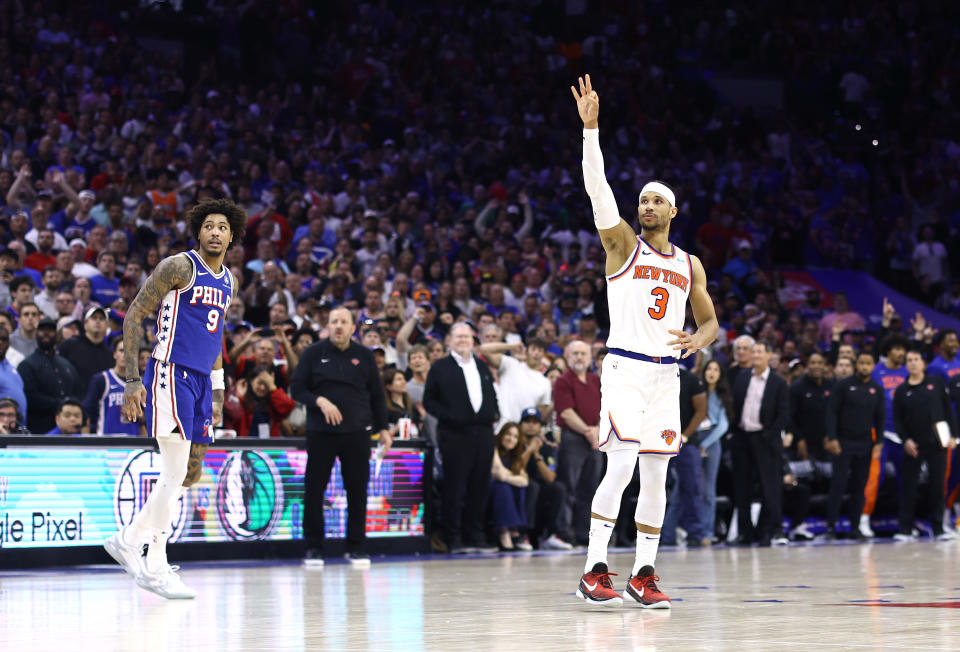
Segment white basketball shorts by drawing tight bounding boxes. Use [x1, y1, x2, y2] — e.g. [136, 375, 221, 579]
[597, 353, 681, 456]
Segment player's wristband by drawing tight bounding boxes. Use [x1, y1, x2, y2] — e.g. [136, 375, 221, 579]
[211, 368, 225, 391]
[124, 377, 141, 384]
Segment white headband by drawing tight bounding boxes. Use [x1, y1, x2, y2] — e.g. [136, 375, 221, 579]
[639, 182, 676, 207]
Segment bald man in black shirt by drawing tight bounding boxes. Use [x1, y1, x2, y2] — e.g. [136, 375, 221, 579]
[290, 307, 391, 566]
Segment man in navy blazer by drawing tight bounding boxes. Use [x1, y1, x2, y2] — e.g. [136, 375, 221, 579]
[731, 341, 790, 546]
[423, 322, 499, 552]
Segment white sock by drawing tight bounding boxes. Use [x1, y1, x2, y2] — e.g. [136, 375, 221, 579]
[584, 517, 615, 573]
[633, 530, 660, 575]
[146, 529, 170, 573]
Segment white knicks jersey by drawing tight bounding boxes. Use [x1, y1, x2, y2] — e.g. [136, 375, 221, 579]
[605, 235, 692, 358]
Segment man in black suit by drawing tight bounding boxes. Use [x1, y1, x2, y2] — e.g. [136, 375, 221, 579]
[423, 322, 499, 553]
[731, 341, 790, 546]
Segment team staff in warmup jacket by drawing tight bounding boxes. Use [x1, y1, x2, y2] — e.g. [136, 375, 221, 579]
[824, 351, 885, 539]
[892, 349, 959, 540]
[290, 307, 391, 566]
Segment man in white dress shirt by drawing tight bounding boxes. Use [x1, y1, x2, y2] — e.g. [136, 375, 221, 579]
[731, 342, 790, 546]
[423, 323, 500, 553]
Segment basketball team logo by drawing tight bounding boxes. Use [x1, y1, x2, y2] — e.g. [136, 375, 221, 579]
[660, 430, 677, 446]
[215, 451, 284, 541]
[114, 450, 189, 540]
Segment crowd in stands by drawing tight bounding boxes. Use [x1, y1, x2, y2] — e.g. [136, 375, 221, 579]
[1, 1, 959, 546]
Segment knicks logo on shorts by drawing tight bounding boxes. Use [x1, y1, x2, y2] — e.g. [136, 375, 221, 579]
[660, 430, 677, 445]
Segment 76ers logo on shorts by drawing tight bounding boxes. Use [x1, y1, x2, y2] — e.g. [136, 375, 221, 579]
[660, 430, 677, 446]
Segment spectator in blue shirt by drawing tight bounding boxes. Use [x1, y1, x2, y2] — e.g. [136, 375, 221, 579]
[45, 398, 84, 435]
[89, 250, 120, 307]
[722, 240, 761, 296]
[0, 326, 28, 415]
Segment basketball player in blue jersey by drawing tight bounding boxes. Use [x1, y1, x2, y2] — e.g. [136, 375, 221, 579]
[571, 75, 718, 608]
[83, 336, 142, 436]
[104, 198, 246, 599]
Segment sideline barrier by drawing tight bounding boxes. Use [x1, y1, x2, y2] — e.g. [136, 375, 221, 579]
[0, 436, 431, 568]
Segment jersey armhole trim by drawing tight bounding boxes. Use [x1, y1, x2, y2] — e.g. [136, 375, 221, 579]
[607, 237, 641, 282]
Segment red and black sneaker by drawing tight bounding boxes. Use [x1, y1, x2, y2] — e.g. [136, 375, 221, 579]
[576, 562, 623, 607]
[624, 565, 671, 609]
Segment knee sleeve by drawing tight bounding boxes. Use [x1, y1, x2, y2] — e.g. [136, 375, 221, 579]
[146, 438, 191, 532]
[590, 450, 637, 519]
[635, 454, 670, 528]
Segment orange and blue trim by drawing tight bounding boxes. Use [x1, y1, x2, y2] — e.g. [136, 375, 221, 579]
[600, 410, 682, 455]
[638, 235, 676, 259]
[685, 250, 693, 283]
[607, 238, 642, 282]
[600, 411, 643, 447]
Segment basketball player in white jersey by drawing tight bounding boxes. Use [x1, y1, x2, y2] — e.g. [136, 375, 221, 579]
[570, 75, 718, 608]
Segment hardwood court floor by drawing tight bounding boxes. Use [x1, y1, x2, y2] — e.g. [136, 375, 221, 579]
[2, 540, 959, 651]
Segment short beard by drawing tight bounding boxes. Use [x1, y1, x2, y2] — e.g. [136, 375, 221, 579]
[571, 362, 589, 374]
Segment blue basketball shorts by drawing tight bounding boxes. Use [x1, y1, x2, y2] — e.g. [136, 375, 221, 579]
[145, 357, 214, 443]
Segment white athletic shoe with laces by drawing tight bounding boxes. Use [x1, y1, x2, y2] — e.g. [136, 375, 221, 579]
[104, 527, 145, 579]
[858, 514, 874, 538]
[136, 564, 197, 599]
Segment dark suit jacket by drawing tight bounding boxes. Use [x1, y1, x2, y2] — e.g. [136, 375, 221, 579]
[732, 366, 790, 444]
[422, 353, 499, 430]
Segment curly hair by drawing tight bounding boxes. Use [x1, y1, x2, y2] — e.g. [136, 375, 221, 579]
[187, 198, 247, 249]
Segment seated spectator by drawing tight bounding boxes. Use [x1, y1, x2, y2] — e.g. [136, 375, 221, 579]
[47, 398, 85, 435]
[0, 326, 27, 414]
[519, 407, 571, 550]
[233, 334, 288, 388]
[382, 367, 421, 438]
[0, 397, 30, 434]
[223, 366, 297, 438]
[490, 422, 531, 551]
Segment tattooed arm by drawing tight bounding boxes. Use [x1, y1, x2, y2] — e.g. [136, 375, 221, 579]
[121, 254, 193, 422]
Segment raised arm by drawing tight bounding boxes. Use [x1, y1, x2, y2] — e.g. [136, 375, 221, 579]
[121, 254, 192, 422]
[571, 74, 636, 274]
[5, 164, 33, 209]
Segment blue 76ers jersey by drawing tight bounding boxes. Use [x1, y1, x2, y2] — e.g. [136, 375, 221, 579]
[152, 249, 233, 373]
[92, 369, 139, 436]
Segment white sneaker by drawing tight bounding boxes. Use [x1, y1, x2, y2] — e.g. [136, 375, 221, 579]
[542, 534, 573, 550]
[934, 531, 957, 541]
[789, 523, 814, 541]
[771, 535, 789, 546]
[104, 527, 145, 579]
[892, 532, 915, 542]
[136, 565, 197, 599]
[944, 509, 958, 534]
[858, 514, 874, 538]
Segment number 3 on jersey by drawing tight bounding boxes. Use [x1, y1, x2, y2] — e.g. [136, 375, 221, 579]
[206, 309, 220, 332]
[648, 287, 669, 320]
